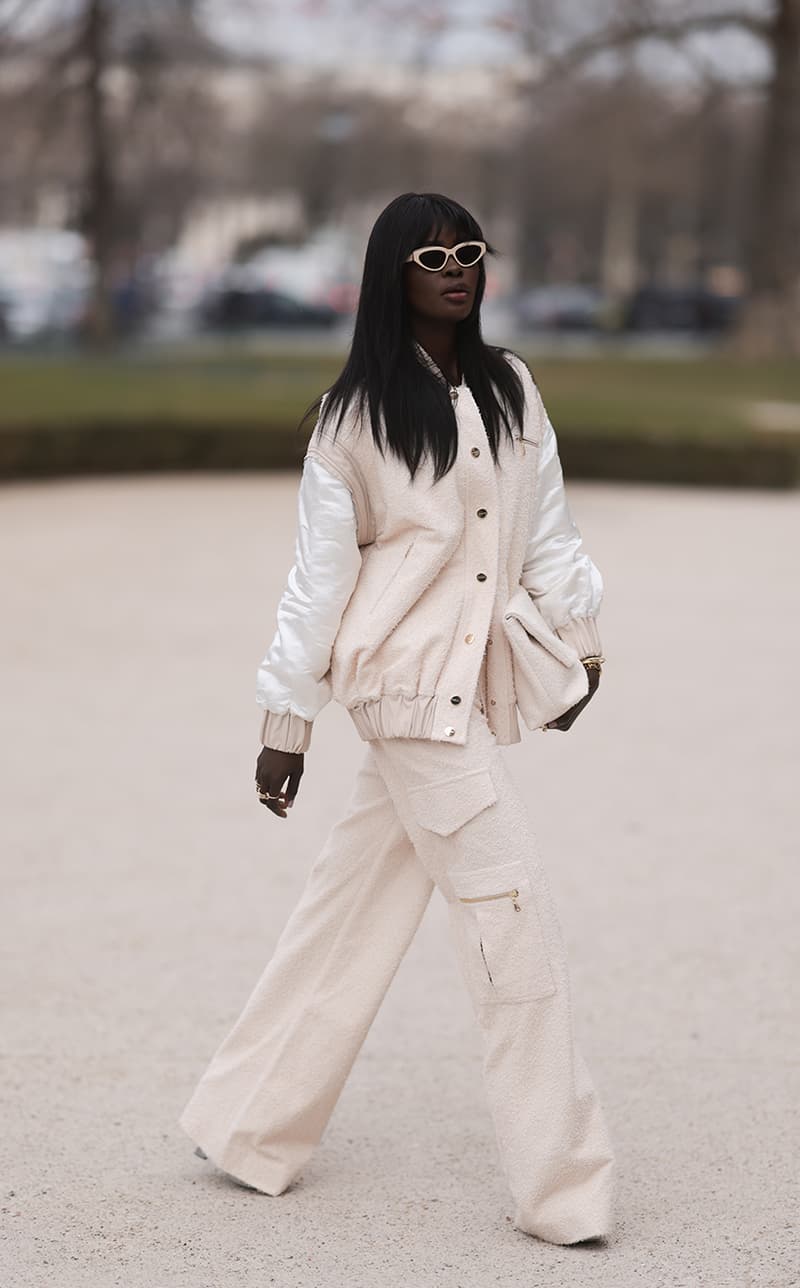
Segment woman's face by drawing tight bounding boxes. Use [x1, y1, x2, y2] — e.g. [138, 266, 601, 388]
[403, 223, 480, 323]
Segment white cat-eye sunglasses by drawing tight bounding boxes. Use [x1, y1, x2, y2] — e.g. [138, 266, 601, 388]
[404, 240, 487, 272]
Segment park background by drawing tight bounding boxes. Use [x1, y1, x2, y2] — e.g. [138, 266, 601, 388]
[1, 3, 798, 1287]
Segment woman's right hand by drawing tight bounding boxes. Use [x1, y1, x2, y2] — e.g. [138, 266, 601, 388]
[255, 747, 304, 818]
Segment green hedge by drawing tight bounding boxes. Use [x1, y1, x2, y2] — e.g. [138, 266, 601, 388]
[558, 430, 800, 489]
[0, 421, 307, 477]
[2, 350, 799, 487]
[2, 419, 798, 488]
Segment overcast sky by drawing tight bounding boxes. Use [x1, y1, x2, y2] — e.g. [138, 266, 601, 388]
[4, 0, 771, 84]
[205, 0, 770, 84]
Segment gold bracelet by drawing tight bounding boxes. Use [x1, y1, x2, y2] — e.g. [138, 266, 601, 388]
[581, 655, 605, 669]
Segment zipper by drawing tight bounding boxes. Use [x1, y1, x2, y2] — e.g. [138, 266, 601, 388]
[479, 936, 494, 985]
[459, 887, 522, 912]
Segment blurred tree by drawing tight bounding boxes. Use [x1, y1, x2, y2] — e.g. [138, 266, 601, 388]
[78, 0, 230, 341]
[0, 0, 236, 343]
[2, 0, 792, 351]
[242, 77, 492, 236]
[512, 0, 799, 353]
[81, 0, 113, 341]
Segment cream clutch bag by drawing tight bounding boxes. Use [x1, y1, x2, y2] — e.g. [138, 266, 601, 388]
[501, 584, 589, 731]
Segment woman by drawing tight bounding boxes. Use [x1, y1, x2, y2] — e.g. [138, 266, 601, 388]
[179, 192, 616, 1247]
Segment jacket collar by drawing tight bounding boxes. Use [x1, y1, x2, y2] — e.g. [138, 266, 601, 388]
[413, 339, 464, 390]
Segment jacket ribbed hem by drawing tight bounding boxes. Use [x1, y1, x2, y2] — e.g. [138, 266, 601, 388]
[259, 707, 313, 754]
[347, 693, 521, 747]
[349, 693, 438, 741]
[554, 615, 603, 660]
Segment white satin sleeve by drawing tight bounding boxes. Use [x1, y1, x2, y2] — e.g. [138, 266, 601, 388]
[256, 456, 362, 753]
[520, 401, 604, 659]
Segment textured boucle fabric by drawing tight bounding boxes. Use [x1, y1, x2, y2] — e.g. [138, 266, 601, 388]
[179, 661, 616, 1245]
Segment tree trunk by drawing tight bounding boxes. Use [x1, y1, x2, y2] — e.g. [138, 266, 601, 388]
[730, 0, 800, 356]
[81, 0, 115, 345]
[601, 146, 639, 303]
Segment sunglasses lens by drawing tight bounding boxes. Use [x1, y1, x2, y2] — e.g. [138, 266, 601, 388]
[418, 248, 448, 270]
[455, 243, 483, 266]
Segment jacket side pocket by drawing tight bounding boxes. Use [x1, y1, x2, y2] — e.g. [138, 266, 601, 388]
[369, 535, 418, 612]
[502, 584, 589, 731]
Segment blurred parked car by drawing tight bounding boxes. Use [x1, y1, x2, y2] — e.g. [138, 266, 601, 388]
[621, 284, 741, 333]
[234, 227, 361, 316]
[200, 285, 340, 331]
[0, 229, 91, 341]
[514, 284, 609, 331]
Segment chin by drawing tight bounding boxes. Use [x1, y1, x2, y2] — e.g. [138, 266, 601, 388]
[437, 303, 472, 318]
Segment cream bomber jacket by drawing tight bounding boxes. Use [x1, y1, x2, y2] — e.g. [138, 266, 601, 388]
[256, 345, 603, 753]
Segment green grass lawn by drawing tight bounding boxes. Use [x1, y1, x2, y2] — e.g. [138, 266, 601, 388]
[2, 347, 799, 441]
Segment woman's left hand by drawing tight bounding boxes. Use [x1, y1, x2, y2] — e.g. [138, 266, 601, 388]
[543, 663, 601, 732]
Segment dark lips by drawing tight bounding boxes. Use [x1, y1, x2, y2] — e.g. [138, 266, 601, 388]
[442, 288, 469, 299]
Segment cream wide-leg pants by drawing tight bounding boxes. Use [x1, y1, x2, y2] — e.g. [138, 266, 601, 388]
[178, 652, 616, 1245]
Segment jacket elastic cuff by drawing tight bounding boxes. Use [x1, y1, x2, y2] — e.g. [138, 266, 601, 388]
[259, 708, 313, 754]
[554, 615, 603, 660]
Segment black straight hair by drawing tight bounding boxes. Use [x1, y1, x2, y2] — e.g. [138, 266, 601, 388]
[298, 191, 527, 484]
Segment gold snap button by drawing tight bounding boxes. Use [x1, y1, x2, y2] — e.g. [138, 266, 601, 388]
[444, 726, 456, 737]
[470, 446, 480, 457]
[490, 699, 496, 706]
[464, 632, 474, 644]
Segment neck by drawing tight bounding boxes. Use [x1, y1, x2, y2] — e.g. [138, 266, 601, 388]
[411, 321, 460, 386]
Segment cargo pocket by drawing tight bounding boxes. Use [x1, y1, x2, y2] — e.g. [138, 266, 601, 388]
[405, 767, 498, 837]
[450, 859, 557, 1004]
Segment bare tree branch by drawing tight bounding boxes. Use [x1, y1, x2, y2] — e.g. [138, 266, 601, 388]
[674, 30, 769, 96]
[523, 5, 773, 91]
[0, 0, 54, 51]
[0, 0, 31, 39]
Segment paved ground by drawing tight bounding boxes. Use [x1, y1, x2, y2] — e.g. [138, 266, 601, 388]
[2, 472, 798, 1288]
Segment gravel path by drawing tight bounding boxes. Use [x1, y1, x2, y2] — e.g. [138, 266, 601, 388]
[2, 473, 797, 1288]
